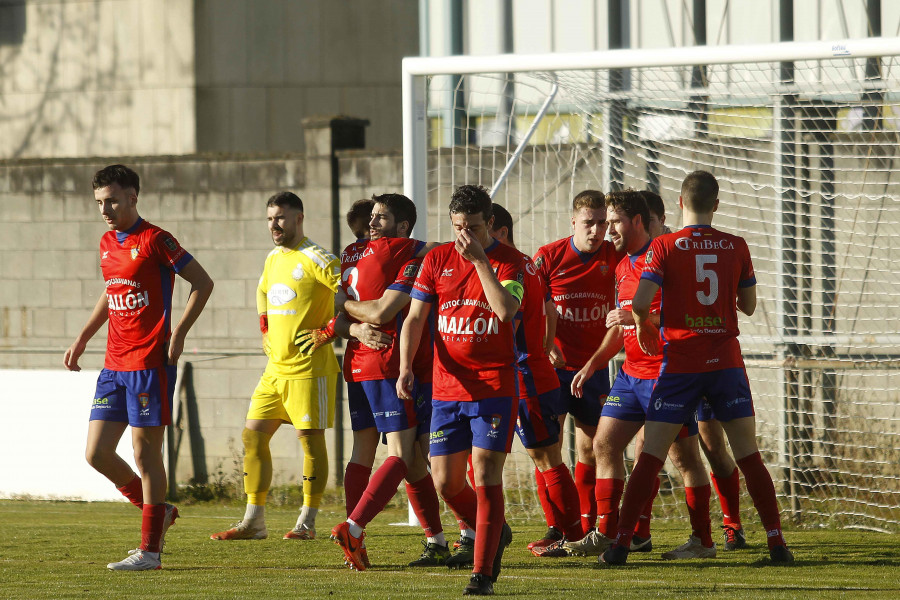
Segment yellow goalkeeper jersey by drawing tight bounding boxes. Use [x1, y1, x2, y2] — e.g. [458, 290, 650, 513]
[257, 237, 341, 380]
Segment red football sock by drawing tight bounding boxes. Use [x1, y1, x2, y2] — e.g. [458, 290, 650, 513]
[594, 478, 625, 538]
[140, 503, 167, 553]
[466, 454, 476, 490]
[349, 456, 408, 528]
[736, 452, 785, 548]
[474, 485, 505, 577]
[534, 467, 556, 529]
[711, 467, 743, 528]
[406, 473, 444, 538]
[543, 464, 582, 540]
[344, 462, 372, 517]
[614, 453, 664, 550]
[443, 484, 478, 532]
[574, 461, 597, 534]
[117, 474, 144, 509]
[685, 484, 714, 546]
[634, 475, 660, 538]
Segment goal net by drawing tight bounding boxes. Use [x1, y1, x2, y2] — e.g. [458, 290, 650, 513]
[403, 37, 900, 531]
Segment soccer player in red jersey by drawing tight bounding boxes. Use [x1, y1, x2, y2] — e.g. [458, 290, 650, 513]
[565, 190, 714, 559]
[489, 204, 582, 555]
[640, 190, 748, 551]
[533, 190, 624, 536]
[601, 171, 793, 565]
[397, 185, 524, 596]
[328, 194, 449, 570]
[64, 165, 213, 570]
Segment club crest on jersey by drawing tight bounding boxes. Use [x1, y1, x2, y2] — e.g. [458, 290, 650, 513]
[164, 237, 178, 252]
[599, 263, 609, 275]
[130, 246, 140, 260]
[292, 263, 304, 280]
[138, 393, 150, 409]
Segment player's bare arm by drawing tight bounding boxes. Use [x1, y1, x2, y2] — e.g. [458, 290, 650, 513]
[455, 230, 520, 322]
[544, 298, 558, 356]
[343, 289, 412, 326]
[167, 259, 214, 365]
[571, 325, 624, 398]
[737, 284, 757, 316]
[631, 278, 661, 356]
[415, 240, 444, 257]
[64, 291, 110, 372]
[396, 298, 430, 401]
[606, 308, 659, 328]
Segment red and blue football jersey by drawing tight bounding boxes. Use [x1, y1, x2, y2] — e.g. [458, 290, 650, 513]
[534, 236, 623, 370]
[410, 240, 524, 401]
[340, 236, 425, 382]
[513, 253, 559, 399]
[100, 219, 193, 371]
[615, 242, 663, 380]
[641, 225, 756, 373]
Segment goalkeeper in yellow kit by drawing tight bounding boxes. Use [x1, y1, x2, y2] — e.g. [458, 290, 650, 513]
[211, 192, 341, 541]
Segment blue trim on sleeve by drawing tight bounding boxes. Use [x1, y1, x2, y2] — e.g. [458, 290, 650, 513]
[413, 240, 427, 255]
[739, 276, 757, 288]
[641, 271, 663, 286]
[387, 282, 413, 294]
[410, 288, 435, 303]
[173, 252, 194, 273]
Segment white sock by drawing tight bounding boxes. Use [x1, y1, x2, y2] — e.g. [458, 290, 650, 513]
[427, 532, 447, 546]
[295, 506, 319, 529]
[243, 503, 265, 526]
[142, 550, 160, 559]
[461, 527, 475, 540]
[347, 519, 364, 538]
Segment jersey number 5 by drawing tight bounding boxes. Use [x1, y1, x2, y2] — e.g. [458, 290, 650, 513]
[695, 255, 719, 306]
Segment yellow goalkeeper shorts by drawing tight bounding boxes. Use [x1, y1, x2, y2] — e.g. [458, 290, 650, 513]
[247, 373, 337, 430]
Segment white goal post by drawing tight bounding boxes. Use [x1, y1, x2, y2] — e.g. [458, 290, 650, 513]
[402, 37, 900, 530]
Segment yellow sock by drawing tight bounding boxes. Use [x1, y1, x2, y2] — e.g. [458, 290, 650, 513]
[299, 433, 328, 509]
[242, 428, 274, 506]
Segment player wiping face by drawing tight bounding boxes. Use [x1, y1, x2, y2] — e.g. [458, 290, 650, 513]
[451, 212, 495, 262]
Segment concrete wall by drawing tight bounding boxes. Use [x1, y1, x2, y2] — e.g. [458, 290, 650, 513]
[0, 0, 197, 159]
[194, 0, 418, 155]
[0, 0, 417, 160]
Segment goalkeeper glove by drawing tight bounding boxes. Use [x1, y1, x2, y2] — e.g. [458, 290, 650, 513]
[294, 315, 337, 356]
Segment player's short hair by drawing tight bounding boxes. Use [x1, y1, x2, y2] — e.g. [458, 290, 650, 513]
[681, 170, 718, 212]
[640, 190, 665, 220]
[572, 190, 605, 212]
[490, 203, 514, 245]
[92, 164, 140, 195]
[449, 184, 492, 222]
[605, 189, 650, 233]
[346, 198, 375, 237]
[267, 191, 304, 212]
[373, 192, 417, 232]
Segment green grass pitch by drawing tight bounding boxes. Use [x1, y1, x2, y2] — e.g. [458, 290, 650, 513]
[2, 500, 898, 599]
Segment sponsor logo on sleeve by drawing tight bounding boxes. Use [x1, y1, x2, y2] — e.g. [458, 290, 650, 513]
[404, 264, 419, 278]
[164, 238, 178, 252]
